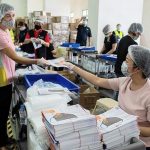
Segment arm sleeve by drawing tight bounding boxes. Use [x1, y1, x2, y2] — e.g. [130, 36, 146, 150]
[44, 33, 50, 43]
[111, 35, 117, 44]
[146, 100, 150, 122]
[88, 27, 92, 37]
[25, 32, 31, 39]
[108, 78, 120, 91]
[0, 35, 11, 50]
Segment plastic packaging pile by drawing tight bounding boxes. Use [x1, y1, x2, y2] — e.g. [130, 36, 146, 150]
[25, 79, 72, 150]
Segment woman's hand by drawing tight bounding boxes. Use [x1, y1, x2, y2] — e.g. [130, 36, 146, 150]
[63, 62, 75, 70]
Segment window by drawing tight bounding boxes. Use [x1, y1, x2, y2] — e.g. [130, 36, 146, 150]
[82, 9, 88, 18]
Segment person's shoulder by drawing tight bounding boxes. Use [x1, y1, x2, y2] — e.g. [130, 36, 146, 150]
[86, 26, 91, 29]
[119, 35, 131, 42]
[118, 77, 131, 84]
[111, 33, 116, 38]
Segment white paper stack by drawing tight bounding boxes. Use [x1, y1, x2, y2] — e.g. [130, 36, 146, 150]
[42, 104, 103, 150]
[97, 107, 140, 149]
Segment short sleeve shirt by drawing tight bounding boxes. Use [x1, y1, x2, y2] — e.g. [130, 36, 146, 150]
[108, 77, 150, 147]
[76, 25, 92, 46]
[25, 29, 50, 43]
[103, 34, 117, 54]
[0, 28, 15, 87]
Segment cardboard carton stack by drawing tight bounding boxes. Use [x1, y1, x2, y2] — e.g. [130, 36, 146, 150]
[69, 23, 77, 43]
[51, 16, 70, 48]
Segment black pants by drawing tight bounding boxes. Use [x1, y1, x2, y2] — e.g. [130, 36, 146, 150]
[146, 147, 150, 150]
[0, 84, 12, 147]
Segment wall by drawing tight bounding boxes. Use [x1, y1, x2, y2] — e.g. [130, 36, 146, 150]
[70, 0, 88, 18]
[88, 0, 100, 49]
[2, 0, 27, 17]
[27, 0, 44, 14]
[94, 0, 144, 50]
[141, 0, 150, 48]
[44, 0, 71, 16]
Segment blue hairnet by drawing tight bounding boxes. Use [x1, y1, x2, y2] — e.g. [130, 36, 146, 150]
[128, 23, 143, 34]
[128, 45, 150, 77]
[103, 24, 112, 34]
[0, 3, 14, 21]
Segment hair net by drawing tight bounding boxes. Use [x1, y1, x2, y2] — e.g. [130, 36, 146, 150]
[128, 23, 143, 34]
[0, 3, 14, 21]
[103, 24, 112, 34]
[128, 45, 150, 77]
[34, 18, 45, 24]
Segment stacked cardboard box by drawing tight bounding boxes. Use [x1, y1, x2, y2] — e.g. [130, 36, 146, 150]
[69, 23, 77, 42]
[51, 16, 70, 48]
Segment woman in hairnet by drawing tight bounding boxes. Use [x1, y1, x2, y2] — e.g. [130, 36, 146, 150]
[64, 45, 150, 149]
[100, 24, 117, 54]
[115, 23, 143, 77]
[0, 3, 48, 150]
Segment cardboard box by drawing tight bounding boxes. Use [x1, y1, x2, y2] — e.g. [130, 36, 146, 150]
[61, 23, 69, 30]
[69, 23, 77, 31]
[57, 70, 76, 82]
[53, 30, 62, 36]
[47, 17, 52, 23]
[92, 98, 118, 115]
[52, 16, 69, 23]
[61, 30, 69, 35]
[46, 12, 51, 16]
[33, 11, 46, 17]
[79, 87, 100, 110]
[52, 23, 61, 30]
[47, 23, 52, 30]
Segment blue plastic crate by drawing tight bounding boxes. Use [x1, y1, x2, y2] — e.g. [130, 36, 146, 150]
[73, 46, 96, 51]
[61, 42, 80, 48]
[24, 74, 80, 93]
[99, 54, 117, 62]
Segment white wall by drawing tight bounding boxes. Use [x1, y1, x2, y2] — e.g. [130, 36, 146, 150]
[2, 0, 27, 17]
[97, 0, 144, 49]
[141, 0, 150, 48]
[27, 0, 44, 14]
[44, 0, 71, 16]
[70, 0, 88, 18]
[88, 0, 100, 49]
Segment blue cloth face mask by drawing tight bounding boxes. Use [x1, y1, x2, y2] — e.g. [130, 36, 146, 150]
[2, 20, 15, 29]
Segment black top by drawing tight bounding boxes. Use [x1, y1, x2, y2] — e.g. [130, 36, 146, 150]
[76, 24, 92, 46]
[103, 34, 117, 54]
[115, 35, 138, 77]
[19, 29, 28, 43]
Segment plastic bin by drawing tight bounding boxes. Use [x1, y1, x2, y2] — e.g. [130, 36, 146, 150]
[24, 74, 80, 93]
[99, 54, 117, 62]
[73, 46, 96, 52]
[61, 42, 80, 48]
